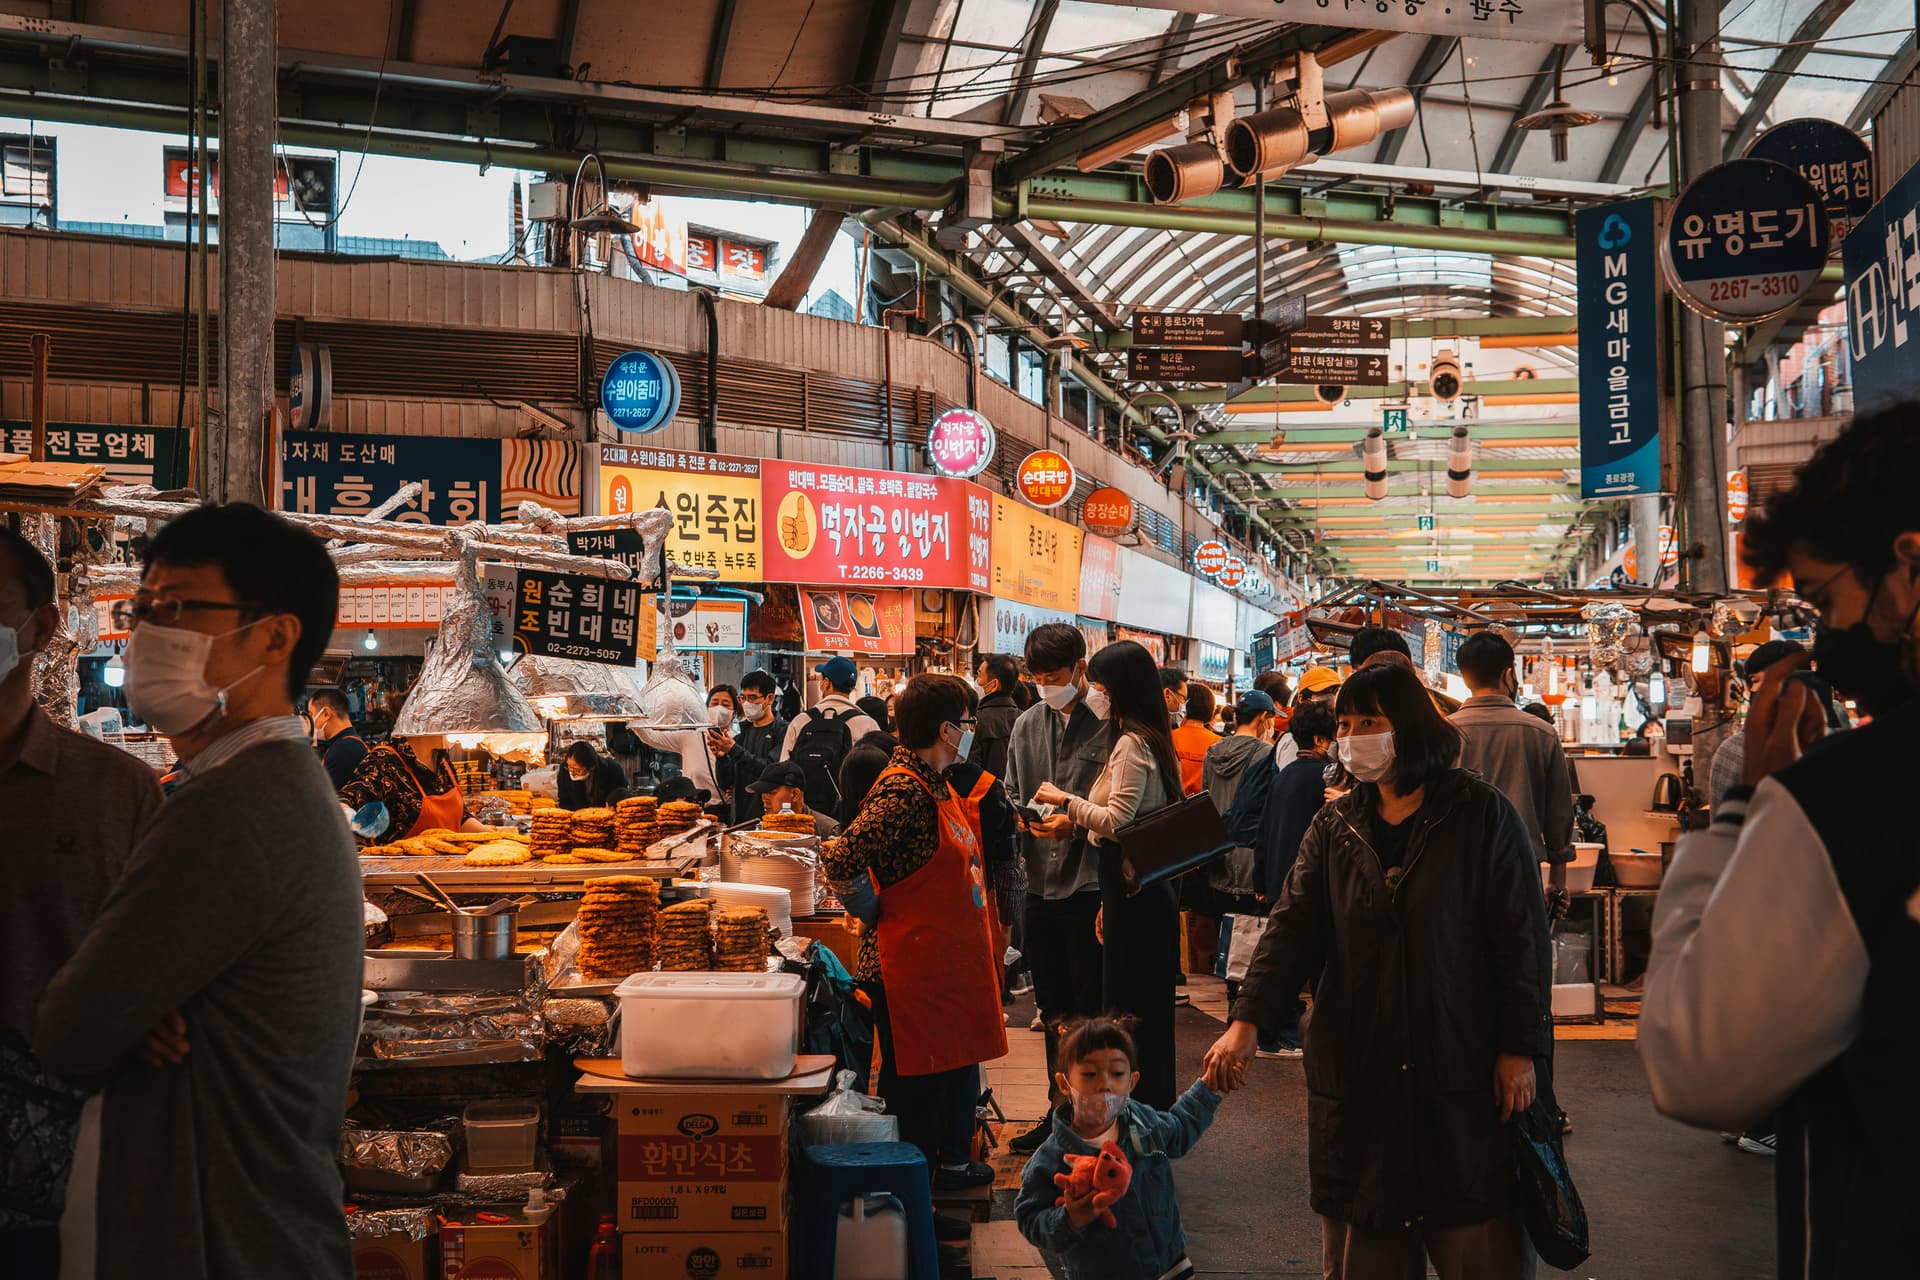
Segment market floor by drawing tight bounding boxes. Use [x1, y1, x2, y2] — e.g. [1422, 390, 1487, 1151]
[981, 980, 1777, 1280]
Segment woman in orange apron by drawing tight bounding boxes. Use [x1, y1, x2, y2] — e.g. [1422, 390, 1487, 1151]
[338, 739, 472, 839]
[819, 675, 1008, 1191]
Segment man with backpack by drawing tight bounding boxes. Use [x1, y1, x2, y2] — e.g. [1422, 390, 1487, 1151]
[781, 657, 879, 817]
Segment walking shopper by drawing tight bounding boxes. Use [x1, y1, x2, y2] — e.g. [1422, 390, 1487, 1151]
[1191, 690, 1278, 993]
[712, 669, 789, 826]
[1004, 623, 1110, 1151]
[1016, 1017, 1222, 1280]
[0, 529, 164, 1280]
[1641, 406, 1920, 1279]
[834, 730, 899, 827]
[971, 652, 1022, 779]
[1204, 662, 1551, 1280]
[1170, 683, 1218, 797]
[781, 656, 879, 813]
[35, 504, 365, 1280]
[1706, 639, 1810, 814]
[818, 675, 1006, 1190]
[1273, 665, 1341, 771]
[305, 687, 366, 790]
[1159, 666, 1190, 729]
[1451, 630, 1576, 893]
[1031, 640, 1184, 1110]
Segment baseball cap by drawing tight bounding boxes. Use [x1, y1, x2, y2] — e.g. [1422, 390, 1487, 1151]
[814, 656, 859, 691]
[746, 761, 808, 795]
[1297, 666, 1341, 695]
[1237, 690, 1278, 716]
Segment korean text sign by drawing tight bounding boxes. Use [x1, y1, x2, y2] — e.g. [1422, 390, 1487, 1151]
[990, 495, 1083, 612]
[1576, 198, 1665, 498]
[761, 459, 991, 592]
[598, 445, 762, 581]
[280, 431, 582, 523]
[1660, 158, 1828, 323]
[1845, 154, 1920, 412]
[2, 421, 182, 487]
[799, 588, 912, 656]
[511, 569, 646, 667]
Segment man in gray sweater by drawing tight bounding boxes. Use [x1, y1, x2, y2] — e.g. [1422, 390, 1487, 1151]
[36, 504, 362, 1280]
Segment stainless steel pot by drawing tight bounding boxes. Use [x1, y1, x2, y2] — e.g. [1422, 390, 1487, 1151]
[451, 909, 518, 961]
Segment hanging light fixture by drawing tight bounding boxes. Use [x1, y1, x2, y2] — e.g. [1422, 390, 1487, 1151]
[1360, 428, 1390, 502]
[1690, 629, 1711, 674]
[103, 649, 125, 688]
[1649, 664, 1667, 708]
[363, 628, 379, 652]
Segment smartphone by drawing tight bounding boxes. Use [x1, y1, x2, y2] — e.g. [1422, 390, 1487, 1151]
[1020, 801, 1055, 824]
[1785, 669, 1843, 727]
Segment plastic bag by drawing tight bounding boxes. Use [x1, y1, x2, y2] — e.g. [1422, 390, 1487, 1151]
[790, 942, 873, 1082]
[522, 765, 559, 801]
[1552, 925, 1593, 986]
[1510, 1097, 1592, 1270]
[799, 1069, 899, 1146]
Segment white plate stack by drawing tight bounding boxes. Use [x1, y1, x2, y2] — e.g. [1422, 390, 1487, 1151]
[681, 880, 795, 937]
[739, 852, 816, 918]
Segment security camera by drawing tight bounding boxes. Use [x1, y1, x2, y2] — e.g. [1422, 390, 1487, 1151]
[1429, 351, 1463, 405]
[1315, 384, 1346, 406]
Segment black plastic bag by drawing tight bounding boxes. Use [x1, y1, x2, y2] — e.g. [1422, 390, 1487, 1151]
[1510, 1096, 1591, 1270]
[787, 942, 874, 1083]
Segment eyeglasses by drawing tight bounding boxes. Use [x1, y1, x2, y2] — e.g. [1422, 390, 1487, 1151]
[111, 597, 253, 631]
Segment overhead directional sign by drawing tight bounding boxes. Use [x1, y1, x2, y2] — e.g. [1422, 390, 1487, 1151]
[1285, 316, 1390, 349]
[1132, 310, 1243, 347]
[1253, 296, 1310, 377]
[1661, 158, 1829, 324]
[1578, 197, 1666, 498]
[1276, 350, 1389, 386]
[1128, 347, 1247, 382]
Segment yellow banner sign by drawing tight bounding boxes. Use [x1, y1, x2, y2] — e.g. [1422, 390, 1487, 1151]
[990, 495, 1082, 612]
[597, 445, 762, 582]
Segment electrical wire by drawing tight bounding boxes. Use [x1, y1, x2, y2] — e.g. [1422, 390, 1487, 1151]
[277, 0, 391, 230]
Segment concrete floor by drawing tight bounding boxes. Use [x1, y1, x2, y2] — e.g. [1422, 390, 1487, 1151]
[982, 983, 1778, 1280]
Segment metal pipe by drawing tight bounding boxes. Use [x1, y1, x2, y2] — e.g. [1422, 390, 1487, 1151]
[29, 332, 46, 461]
[218, 0, 276, 504]
[1675, 0, 1729, 593]
[193, 0, 210, 494]
[691, 286, 720, 452]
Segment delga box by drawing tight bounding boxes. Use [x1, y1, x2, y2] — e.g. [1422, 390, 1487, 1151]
[615, 1093, 790, 1233]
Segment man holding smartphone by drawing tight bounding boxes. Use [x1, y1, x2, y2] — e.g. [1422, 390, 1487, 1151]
[1003, 623, 1109, 1154]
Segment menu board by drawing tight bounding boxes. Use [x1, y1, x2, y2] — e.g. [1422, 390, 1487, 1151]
[761, 460, 991, 592]
[798, 587, 913, 656]
[511, 569, 647, 667]
[989, 495, 1083, 612]
[598, 445, 761, 581]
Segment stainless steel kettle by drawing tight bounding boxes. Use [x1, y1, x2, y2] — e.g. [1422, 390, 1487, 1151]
[1650, 772, 1685, 813]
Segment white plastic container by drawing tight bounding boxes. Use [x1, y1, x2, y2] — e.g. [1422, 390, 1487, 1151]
[462, 1099, 540, 1172]
[835, 1195, 909, 1280]
[1542, 842, 1603, 894]
[616, 971, 805, 1080]
[1611, 850, 1664, 887]
[1551, 982, 1600, 1019]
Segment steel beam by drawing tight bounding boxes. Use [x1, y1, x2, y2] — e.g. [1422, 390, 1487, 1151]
[995, 222, 1121, 330]
[216, 0, 275, 505]
[1724, 0, 1859, 159]
[1002, 0, 1059, 127]
[1598, 77, 1660, 186]
[1172, 377, 1578, 407]
[705, 0, 739, 91]
[1848, 34, 1917, 131]
[762, 210, 844, 309]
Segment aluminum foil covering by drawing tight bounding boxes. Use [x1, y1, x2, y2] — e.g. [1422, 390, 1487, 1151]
[637, 644, 710, 727]
[514, 654, 648, 718]
[456, 1165, 550, 1194]
[343, 1206, 435, 1242]
[394, 533, 543, 737]
[361, 991, 544, 1063]
[21, 514, 78, 728]
[542, 997, 615, 1057]
[1584, 602, 1635, 669]
[339, 1126, 454, 1180]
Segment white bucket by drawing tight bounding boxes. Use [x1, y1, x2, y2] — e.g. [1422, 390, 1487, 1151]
[1543, 842, 1603, 894]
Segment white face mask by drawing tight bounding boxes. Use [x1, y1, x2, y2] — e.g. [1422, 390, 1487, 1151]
[941, 720, 975, 764]
[1338, 730, 1396, 782]
[1038, 679, 1078, 711]
[1070, 1088, 1129, 1131]
[710, 704, 735, 728]
[741, 697, 766, 721]
[0, 623, 29, 685]
[1169, 706, 1186, 729]
[1084, 686, 1112, 721]
[122, 619, 266, 737]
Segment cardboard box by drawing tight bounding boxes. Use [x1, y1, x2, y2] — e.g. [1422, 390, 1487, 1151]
[624, 1231, 787, 1279]
[352, 1232, 431, 1280]
[615, 1093, 790, 1233]
[439, 1208, 562, 1280]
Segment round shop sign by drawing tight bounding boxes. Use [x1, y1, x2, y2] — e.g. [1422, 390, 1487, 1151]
[600, 349, 681, 434]
[1661, 158, 1829, 324]
[1727, 468, 1750, 523]
[1082, 486, 1138, 538]
[1016, 449, 1077, 510]
[1746, 118, 1874, 252]
[926, 407, 997, 479]
[1193, 540, 1229, 577]
[1218, 556, 1247, 589]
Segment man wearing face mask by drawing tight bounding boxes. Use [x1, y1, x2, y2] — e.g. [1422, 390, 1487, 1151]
[1159, 666, 1190, 731]
[0, 529, 163, 1280]
[818, 674, 1006, 1206]
[305, 687, 366, 792]
[1003, 624, 1110, 1154]
[713, 670, 789, 827]
[34, 504, 364, 1280]
[1640, 408, 1920, 1280]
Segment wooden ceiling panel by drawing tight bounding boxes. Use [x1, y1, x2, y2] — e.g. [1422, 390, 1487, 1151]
[406, 0, 565, 68]
[717, 0, 870, 96]
[569, 0, 722, 89]
[281, 0, 395, 60]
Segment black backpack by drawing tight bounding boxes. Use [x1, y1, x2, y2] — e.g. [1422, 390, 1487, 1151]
[790, 707, 855, 813]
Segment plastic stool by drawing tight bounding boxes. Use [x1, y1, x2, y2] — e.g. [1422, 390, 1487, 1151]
[795, 1142, 940, 1280]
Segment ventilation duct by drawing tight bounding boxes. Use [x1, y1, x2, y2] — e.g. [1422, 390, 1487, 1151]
[1446, 426, 1474, 498]
[1362, 427, 1390, 502]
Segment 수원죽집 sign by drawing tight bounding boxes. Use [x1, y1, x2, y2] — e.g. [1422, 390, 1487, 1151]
[1576, 198, 1665, 498]
[598, 445, 761, 581]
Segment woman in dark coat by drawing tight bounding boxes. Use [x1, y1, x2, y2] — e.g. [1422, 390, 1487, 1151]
[1204, 662, 1551, 1280]
[557, 740, 628, 810]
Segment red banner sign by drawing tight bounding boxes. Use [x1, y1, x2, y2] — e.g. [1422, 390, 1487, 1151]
[1082, 486, 1137, 538]
[761, 459, 991, 592]
[1194, 540, 1229, 577]
[799, 587, 913, 655]
[1016, 449, 1076, 510]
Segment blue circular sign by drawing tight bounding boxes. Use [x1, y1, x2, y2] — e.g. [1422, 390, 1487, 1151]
[1746, 118, 1874, 251]
[1660, 158, 1829, 325]
[600, 350, 681, 434]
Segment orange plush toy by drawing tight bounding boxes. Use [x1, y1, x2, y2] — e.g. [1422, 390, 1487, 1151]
[1052, 1141, 1133, 1228]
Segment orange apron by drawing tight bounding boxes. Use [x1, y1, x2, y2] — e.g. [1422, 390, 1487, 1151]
[954, 769, 1008, 976]
[382, 745, 468, 838]
[871, 765, 1008, 1077]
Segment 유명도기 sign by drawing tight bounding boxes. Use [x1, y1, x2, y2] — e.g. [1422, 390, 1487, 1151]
[1661, 158, 1829, 324]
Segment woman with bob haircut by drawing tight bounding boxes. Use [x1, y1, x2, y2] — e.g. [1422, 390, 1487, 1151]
[1030, 640, 1185, 1110]
[1201, 661, 1552, 1280]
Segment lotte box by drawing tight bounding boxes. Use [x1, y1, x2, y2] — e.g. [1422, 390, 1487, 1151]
[351, 1232, 431, 1280]
[624, 1230, 787, 1279]
[438, 1207, 561, 1280]
[615, 1093, 790, 1233]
